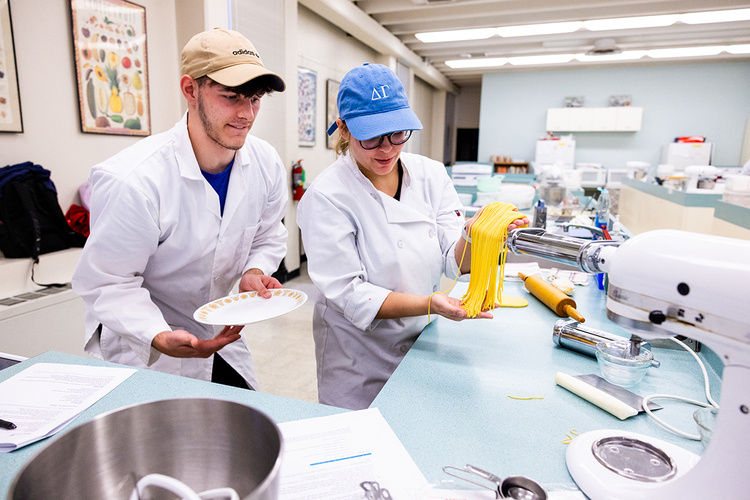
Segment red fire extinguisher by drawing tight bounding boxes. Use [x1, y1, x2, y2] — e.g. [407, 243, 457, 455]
[292, 159, 305, 201]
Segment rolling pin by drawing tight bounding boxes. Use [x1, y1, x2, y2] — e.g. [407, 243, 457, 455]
[518, 272, 585, 322]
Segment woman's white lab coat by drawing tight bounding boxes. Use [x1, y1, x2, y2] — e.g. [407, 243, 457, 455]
[72, 114, 288, 388]
[297, 152, 464, 409]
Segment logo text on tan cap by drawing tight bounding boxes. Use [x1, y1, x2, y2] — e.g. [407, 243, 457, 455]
[233, 49, 260, 57]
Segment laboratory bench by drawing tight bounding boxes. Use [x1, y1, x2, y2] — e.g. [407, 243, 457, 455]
[371, 278, 720, 491]
[618, 178, 722, 235]
[0, 278, 721, 496]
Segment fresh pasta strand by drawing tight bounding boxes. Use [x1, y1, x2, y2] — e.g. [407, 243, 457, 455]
[461, 202, 527, 318]
[427, 202, 524, 323]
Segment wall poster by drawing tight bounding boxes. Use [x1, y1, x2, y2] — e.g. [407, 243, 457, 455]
[70, 0, 150, 136]
[0, 0, 23, 133]
[298, 67, 316, 147]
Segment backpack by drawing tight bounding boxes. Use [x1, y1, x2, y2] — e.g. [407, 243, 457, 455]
[0, 162, 86, 264]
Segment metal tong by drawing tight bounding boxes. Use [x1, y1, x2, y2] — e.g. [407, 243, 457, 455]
[443, 464, 548, 500]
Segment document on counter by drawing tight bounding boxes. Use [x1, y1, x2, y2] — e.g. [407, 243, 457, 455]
[277, 408, 429, 500]
[0, 362, 136, 452]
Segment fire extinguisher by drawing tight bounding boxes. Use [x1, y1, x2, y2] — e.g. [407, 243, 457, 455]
[292, 159, 305, 201]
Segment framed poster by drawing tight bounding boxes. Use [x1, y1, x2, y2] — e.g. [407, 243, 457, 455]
[70, 0, 150, 136]
[325, 79, 339, 149]
[298, 67, 316, 147]
[0, 0, 23, 133]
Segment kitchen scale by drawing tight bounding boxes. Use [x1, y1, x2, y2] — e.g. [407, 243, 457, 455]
[566, 429, 700, 499]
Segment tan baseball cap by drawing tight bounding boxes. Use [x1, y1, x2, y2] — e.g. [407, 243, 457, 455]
[181, 28, 285, 91]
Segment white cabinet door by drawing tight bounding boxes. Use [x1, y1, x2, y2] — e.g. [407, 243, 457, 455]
[616, 107, 643, 131]
[546, 107, 642, 132]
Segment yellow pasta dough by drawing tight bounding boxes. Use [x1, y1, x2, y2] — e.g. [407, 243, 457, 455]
[461, 202, 527, 317]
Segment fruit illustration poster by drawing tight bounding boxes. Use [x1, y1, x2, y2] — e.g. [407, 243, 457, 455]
[71, 0, 150, 135]
[0, 0, 23, 133]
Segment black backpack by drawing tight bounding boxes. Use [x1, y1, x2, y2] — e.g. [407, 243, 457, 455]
[0, 162, 86, 264]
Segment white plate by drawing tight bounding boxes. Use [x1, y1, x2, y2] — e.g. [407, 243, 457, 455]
[193, 289, 308, 325]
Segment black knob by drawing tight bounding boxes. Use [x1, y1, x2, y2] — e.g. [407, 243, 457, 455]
[649, 311, 667, 324]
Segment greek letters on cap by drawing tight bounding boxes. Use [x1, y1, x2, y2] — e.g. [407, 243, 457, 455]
[372, 85, 390, 100]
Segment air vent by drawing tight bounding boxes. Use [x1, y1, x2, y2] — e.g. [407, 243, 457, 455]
[0, 285, 70, 307]
[587, 38, 622, 56]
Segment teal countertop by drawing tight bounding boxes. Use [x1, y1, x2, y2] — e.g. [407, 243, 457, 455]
[372, 279, 720, 491]
[0, 352, 344, 496]
[1, 278, 722, 496]
[621, 178, 722, 207]
[713, 200, 750, 230]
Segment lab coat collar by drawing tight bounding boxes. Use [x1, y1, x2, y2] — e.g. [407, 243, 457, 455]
[343, 152, 433, 224]
[173, 113, 204, 181]
[172, 112, 251, 222]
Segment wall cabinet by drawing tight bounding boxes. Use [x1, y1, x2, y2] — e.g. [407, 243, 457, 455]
[546, 107, 642, 132]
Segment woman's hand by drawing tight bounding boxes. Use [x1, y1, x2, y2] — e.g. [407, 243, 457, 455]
[430, 293, 494, 321]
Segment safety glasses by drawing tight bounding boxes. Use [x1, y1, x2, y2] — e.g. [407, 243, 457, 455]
[359, 130, 412, 150]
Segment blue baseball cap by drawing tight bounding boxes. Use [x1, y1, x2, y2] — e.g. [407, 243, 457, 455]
[326, 63, 423, 140]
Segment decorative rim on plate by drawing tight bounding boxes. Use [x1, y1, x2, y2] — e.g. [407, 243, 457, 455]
[193, 289, 307, 325]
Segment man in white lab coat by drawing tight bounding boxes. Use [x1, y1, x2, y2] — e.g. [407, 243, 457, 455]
[72, 29, 288, 389]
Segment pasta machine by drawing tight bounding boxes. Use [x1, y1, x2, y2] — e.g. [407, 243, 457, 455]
[507, 227, 750, 499]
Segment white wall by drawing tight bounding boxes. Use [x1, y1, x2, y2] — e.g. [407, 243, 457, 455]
[294, 4, 379, 182]
[0, 0, 183, 210]
[478, 62, 750, 170]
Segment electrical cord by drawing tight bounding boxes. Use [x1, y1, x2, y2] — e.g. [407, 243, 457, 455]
[641, 337, 720, 440]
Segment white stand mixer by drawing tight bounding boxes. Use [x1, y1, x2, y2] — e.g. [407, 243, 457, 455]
[684, 165, 720, 192]
[508, 228, 750, 499]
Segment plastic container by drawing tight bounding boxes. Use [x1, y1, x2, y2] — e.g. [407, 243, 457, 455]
[595, 188, 610, 228]
[476, 176, 504, 192]
[496, 184, 536, 210]
[532, 200, 547, 228]
[595, 341, 653, 388]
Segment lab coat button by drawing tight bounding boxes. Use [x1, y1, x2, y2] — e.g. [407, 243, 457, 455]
[397, 240, 404, 248]
[428, 230, 436, 238]
[399, 344, 409, 353]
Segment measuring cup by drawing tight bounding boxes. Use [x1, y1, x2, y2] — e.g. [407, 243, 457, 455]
[443, 464, 548, 500]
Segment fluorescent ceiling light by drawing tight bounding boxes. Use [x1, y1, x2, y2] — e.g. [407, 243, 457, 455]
[415, 28, 496, 43]
[507, 54, 576, 66]
[445, 57, 508, 69]
[445, 44, 747, 70]
[416, 8, 750, 44]
[680, 8, 750, 24]
[497, 22, 582, 38]
[583, 14, 680, 31]
[646, 46, 725, 58]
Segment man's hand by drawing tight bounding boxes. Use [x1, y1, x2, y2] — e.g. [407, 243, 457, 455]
[430, 293, 494, 321]
[151, 325, 243, 358]
[239, 268, 283, 298]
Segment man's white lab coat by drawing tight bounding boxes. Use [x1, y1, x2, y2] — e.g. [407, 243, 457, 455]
[73, 114, 288, 388]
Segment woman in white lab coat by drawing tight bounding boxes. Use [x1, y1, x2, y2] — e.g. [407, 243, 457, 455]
[297, 63, 527, 410]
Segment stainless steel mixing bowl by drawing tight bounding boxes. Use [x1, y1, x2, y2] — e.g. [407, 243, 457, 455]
[8, 398, 283, 500]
